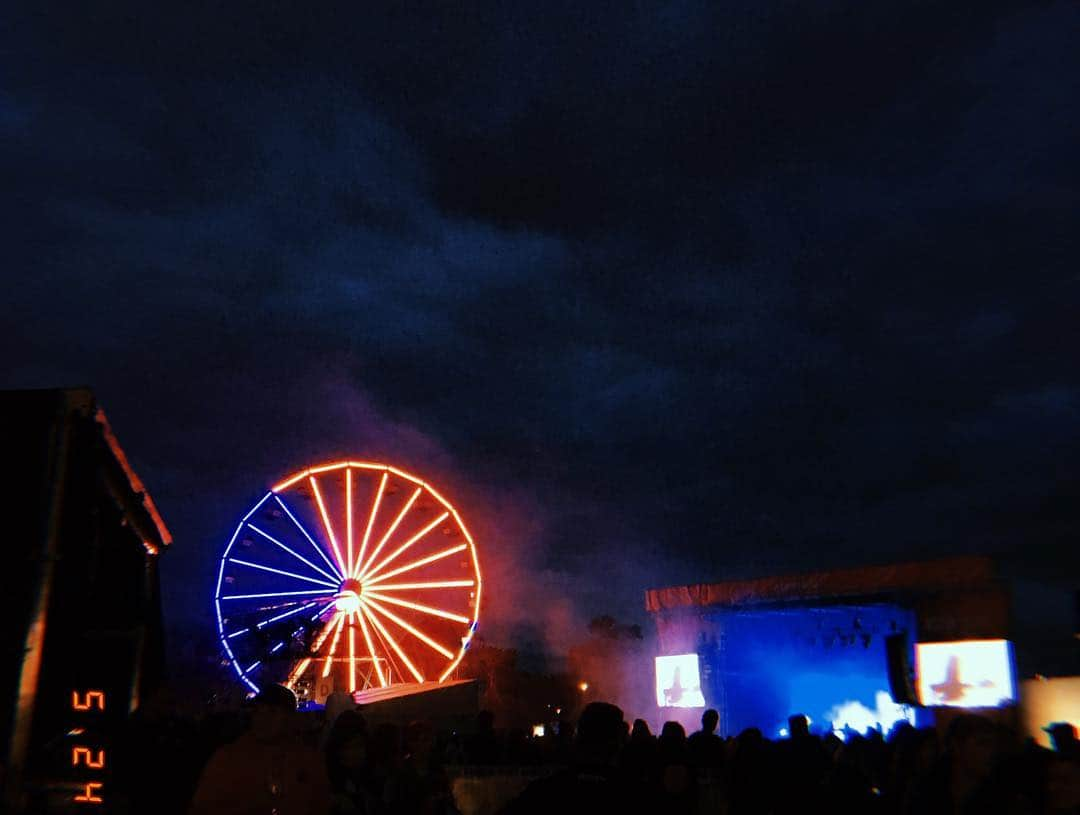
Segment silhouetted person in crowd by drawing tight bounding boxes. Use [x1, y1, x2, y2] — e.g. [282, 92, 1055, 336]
[729, 728, 772, 815]
[384, 720, 457, 815]
[687, 709, 724, 769]
[775, 713, 828, 813]
[656, 721, 696, 811]
[366, 722, 404, 811]
[1043, 753, 1080, 814]
[658, 721, 688, 762]
[466, 710, 501, 765]
[500, 702, 652, 815]
[1046, 723, 1078, 760]
[905, 714, 1019, 815]
[822, 734, 882, 815]
[325, 674, 358, 733]
[189, 684, 331, 815]
[325, 709, 373, 814]
[621, 719, 658, 776]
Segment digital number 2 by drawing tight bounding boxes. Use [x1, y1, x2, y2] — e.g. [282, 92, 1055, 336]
[72, 747, 105, 769]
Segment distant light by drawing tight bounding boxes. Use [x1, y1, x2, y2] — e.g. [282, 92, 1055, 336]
[579, 681, 589, 692]
[532, 724, 545, 738]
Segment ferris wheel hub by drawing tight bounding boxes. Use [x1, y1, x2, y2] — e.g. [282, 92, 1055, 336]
[334, 578, 363, 614]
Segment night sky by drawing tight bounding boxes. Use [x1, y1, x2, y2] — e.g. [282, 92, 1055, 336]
[4, 2, 1079, 653]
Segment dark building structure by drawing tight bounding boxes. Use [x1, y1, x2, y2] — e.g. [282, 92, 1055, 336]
[1, 388, 171, 812]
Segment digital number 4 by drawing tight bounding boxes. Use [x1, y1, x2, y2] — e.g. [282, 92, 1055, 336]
[74, 781, 103, 804]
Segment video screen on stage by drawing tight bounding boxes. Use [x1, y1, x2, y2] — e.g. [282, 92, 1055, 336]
[916, 639, 1016, 708]
[655, 654, 707, 708]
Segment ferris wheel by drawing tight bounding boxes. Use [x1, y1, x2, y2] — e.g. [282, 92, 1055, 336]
[214, 461, 482, 701]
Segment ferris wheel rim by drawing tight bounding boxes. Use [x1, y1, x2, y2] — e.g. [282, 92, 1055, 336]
[214, 459, 482, 697]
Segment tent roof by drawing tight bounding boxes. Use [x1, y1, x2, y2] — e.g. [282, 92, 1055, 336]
[645, 555, 994, 613]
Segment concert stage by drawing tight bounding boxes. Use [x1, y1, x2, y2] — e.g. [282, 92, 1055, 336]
[647, 557, 1011, 736]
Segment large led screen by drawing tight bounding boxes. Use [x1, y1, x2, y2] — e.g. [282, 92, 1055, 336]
[916, 639, 1016, 708]
[655, 654, 707, 708]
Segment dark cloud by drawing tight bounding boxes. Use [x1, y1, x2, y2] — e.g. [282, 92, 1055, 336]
[3, 0, 1078, 646]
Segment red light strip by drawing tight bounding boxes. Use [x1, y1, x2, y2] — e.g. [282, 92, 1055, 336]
[286, 657, 312, 688]
[368, 579, 475, 591]
[365, 543, 467, 586]
[361, 511, 449, 582]
[362, 596, 454, 659]
[348, 611, 357, 692]
[361, 603, 424, 682]
[356, 487, 421, 577]
[355, 606, 387, 688]
[362, 591, 470, 624]
[354, 472, 387, 579]
[309, 476, 347, 577]
[322, 614, 346, 678]
[345, 468, 354, 578]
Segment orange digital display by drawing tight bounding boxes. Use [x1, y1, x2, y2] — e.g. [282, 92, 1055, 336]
[72, 748, 105, 769]
[70, 690, 107, 805]
[73, 782, 104, 804]
[71, 691, 105, 711]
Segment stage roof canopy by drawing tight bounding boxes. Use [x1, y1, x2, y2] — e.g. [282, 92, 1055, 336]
[645, 556, 995, 613]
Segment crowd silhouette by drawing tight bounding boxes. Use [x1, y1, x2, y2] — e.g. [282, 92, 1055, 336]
[109, 685, 1079, 815]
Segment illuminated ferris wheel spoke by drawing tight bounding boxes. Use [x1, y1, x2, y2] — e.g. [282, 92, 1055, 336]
[273, 494, 344, 581]
[362, 597, 454, 660]
[255, 599, 322, 629]
[364, 543, 468, 586]
[247, 523, 340, 584]
[286, 657, 313, 688]
[356, 605, 387, 688]
[363, 604, 424, 682]
[221, 588, 334, 600]
[309, 611, 340, 655]
[348, 612, 358, 692]
[309, 476, 347, 577]
[363, 591, 470, 624]
[228, 557, 339, 588]
[368, 579, 475, 591]
[354, 472, 387, 579]
[361, 511, 449, 582]
[362, 607, 396, 682]
[356, 487, 421, 579]
[345, 469, 355, 578]
[322, 613, 347, 678]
